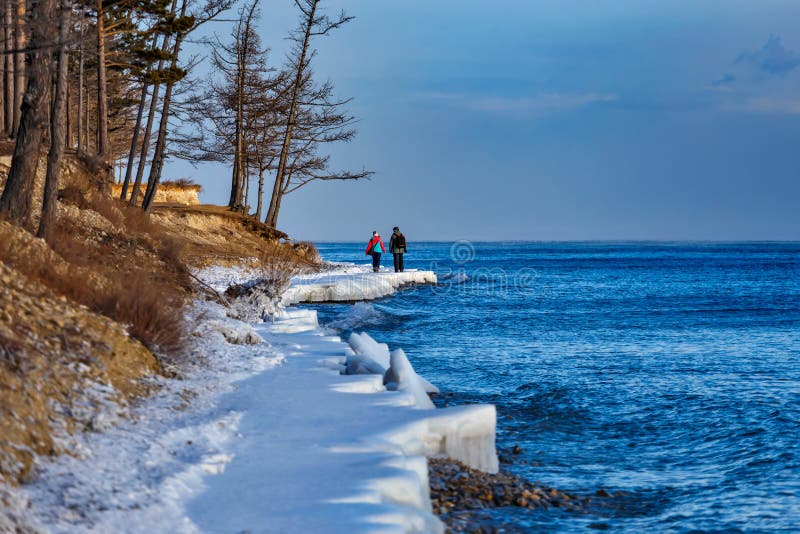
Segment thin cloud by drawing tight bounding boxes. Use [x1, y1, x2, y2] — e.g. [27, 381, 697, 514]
[416, 91, 618, 114]
[735, 35, 800, 77]
[711, 73, 736, 87]
[723, 96, 800, 115]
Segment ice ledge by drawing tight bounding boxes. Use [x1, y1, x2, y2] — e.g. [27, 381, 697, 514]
[282, 269, 437, 305]
[344, 330, 499, 474]
[244, 311, 498, 532]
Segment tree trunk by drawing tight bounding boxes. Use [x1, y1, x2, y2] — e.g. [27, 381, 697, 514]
[270, 178, 286, 225]
[0, 0, 55, 227]
[264, 0, 317, 227]
[129, 0, 176, 206]
[95, 0, 109, 164]
[65, 68, 71, 147]
[38, 0, 70, 241]
[141, 0, 187, 213]
[255, 167, 264, 219]
[2, 2, 11, 136]
[120, 81, 148, 200]
[242, 165, 249, 211]
[76, 11, 84, 151]
[12, 0, 26, 137]
[229, 29, 243, 209]
[229, 1, 258, 211]
[0, 1, 5, 135]
[128, 82, 159, 206]
[83, 75, 90, 150]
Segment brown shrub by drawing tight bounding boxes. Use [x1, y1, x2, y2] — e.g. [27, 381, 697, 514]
[84, 193, 126, 228]
[162, 178, 201, 190]
[293, 240, 321, 265]
[92, 271, 186, 354]
[119, 203, 160, 235]
[0, 214, 188, 354]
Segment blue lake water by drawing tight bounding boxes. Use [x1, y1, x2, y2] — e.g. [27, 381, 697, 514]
[306, 242, 800, 532]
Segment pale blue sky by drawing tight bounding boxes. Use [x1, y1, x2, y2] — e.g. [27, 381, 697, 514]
[168, 0, 800, 241]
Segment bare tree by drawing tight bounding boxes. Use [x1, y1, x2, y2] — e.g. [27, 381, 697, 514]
[0, 0, 55, 227]
[0, 1, 5, 132]
[173, 0, 279, 214]
[260, 0, 372, 228]
[120, 0, 178, 202]
[95, 0, 109, 163]
[2, 1, 11, 135]
[263, 0, 363, 228]
[266, 77, 371, 225]
[12, 0, 25, 135]
[76, 5, 86, 149]
[140, 0, 231, 213]
[38, 0, 72, 241]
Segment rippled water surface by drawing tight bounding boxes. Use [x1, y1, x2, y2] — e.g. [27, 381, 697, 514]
[307, 242, 800, 532]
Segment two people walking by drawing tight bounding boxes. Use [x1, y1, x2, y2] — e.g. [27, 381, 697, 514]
[365, 227, 406, 273]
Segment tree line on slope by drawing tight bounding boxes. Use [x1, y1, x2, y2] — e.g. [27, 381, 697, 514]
[0, 0, 370, 242]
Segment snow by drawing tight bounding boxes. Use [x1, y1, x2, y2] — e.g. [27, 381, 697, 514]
[209, 319, 265, 345]
[384, 349, 436, 409]
[282, 265, 438, 305]
[196, 262, 437, 307]
[348, 331, 392, 370]
[7, 262, 497, 533]
[347, 332, 439, 396]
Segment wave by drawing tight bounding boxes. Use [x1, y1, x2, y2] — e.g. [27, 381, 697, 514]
[325, 302, 386, 331]
[440, 271, 470, 284]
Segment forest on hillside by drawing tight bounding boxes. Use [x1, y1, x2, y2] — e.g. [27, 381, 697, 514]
[0, 0, 371, 240]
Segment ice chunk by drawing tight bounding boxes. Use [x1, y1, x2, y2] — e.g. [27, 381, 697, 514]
[384, 349, 435, 410]
[344, 353, 386, 375]
[346, 332, 440, 396]
[418, 375, 440, 395]
[427, 405, 499, 473]
[283, 269, 437, 305]
[348, 332, 391, 370]
[368, 404, 499, 473]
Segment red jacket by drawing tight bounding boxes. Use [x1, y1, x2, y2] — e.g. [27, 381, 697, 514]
[365, 235, 386, 255]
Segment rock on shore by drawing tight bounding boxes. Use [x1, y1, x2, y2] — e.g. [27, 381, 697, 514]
[428, 457, 587, 532]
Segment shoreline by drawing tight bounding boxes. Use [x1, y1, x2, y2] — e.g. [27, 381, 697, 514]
[3, 262, 499, 532]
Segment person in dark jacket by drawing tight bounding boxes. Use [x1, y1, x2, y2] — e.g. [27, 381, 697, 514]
[365, 231, 386, 272]
[389, 227, 407, 272]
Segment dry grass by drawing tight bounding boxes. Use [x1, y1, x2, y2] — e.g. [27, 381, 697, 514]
[161, 178, 202, 190]
[0, 155, 323, 485]
[0, 183, 194, 484]
[256, 244, 310, 295]
[0, 261, 159, 484]
[0, 190, 190, 354]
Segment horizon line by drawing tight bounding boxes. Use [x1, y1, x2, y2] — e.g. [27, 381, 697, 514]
[307, 239, 800, 244]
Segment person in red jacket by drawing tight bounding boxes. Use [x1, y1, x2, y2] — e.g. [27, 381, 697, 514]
[365, 231, 386, 272]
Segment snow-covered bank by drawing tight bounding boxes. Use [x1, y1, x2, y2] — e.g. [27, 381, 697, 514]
[184, 309, 496, 533]
[3, 300, 285, 532]
[199, 262, 437, 306]
[8, 262, 495, 533]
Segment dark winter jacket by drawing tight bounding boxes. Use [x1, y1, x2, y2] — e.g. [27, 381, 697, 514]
[389, 233, 407, 254]
[365, 235, 386, 255]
